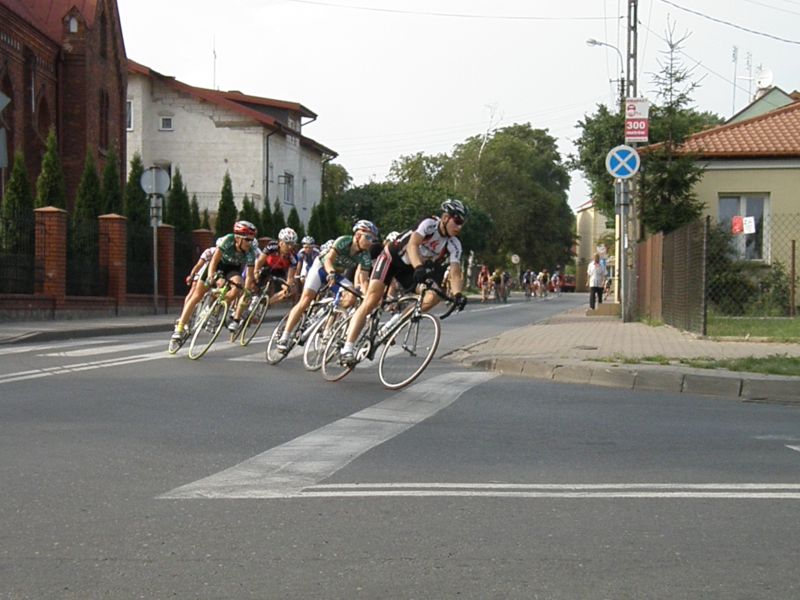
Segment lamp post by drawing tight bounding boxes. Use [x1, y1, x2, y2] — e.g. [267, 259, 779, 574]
[586, 38, 625, 114]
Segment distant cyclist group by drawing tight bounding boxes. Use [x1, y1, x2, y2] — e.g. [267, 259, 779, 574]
[167, 199, 470, 389]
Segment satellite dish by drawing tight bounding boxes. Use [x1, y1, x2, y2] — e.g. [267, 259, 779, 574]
[755, 68, 774, 90]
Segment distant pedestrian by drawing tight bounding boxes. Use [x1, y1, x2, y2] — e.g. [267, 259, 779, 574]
[587, 253, 605, 310]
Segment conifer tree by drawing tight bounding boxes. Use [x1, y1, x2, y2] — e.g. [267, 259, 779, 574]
[238, 194, 261, 233]
[190, 194, 201, 229]
[307, 202, 323, 242]
[201, 208, 211, 230]
[71, 148, 102, 255]
[287, 206, 305, 239]
[260, 197, 274, 237]
[0, 151, 34, 253]
[35, 129, 66, 209]
[272, 197, 286, 232]
[101, 147, 123, 214]
[124, 152, 149, 229]
[167, 168, 192, 233]
[215, 171, 237, 237]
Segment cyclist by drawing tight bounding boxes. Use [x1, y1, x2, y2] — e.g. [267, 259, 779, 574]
[275, 220, 379, 353]
[339, 198, 469, 365]
[171, 220, 258, 343]
[294, 235, 319, 289]
[477, 265, 491, 303]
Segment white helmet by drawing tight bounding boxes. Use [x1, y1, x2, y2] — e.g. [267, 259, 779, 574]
[301, 235, 315, 246]
[385, 231, 400, 244]
[319, 239, 335, 254]
[352, 219, 378, 238]
[278, 227, 298, 244]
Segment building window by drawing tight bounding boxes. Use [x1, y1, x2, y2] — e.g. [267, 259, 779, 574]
[283, 173, 294, 205]
[718, 195, 769, 261]
[99, 90, 110, 149]
[68, 17, 78, 33]
[159, 116, 174, 131]
[126, 100, 133, 131]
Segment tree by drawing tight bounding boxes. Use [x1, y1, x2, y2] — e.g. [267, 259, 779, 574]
[215, 171, 237, 237]
[272, 197, 286, 232]
[124, 152, 149, 229]
[287, 205, 305, 239]
[238, 194, 262, 234]
[322, 162, 352, 202]
[190, 194, 201, 229]
[165, 168, 191, 233]
[100, 147, 123, 214]
[307, 202, 323, 242]
[388, 152, 448, 185]
[0, 151, 34, 253]
[35, 128, 66, 209]
[639, 28, 715, 234]
[260, 196, 274, 237]
[71, 148, 102, 256]
[201, 208, 211, 230]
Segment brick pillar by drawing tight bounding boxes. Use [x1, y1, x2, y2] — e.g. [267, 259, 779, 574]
[157, 224, 175, 303]
[192, 229, 214, 262]
[34, 206, 68, 308]
[99, 214, 127, 305]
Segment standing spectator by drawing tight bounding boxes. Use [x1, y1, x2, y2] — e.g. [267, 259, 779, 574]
[477, 266, 491, 303]
[587, 253, 606, 310]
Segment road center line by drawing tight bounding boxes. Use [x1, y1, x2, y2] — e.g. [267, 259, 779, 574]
[158, 371, 498, 499]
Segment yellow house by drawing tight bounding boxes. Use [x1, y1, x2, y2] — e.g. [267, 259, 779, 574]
[574, 199, 615, 292]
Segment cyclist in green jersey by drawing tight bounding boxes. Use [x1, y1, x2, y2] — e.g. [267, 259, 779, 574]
[170, 221, 258, 343]
[275, 220, 379, 353]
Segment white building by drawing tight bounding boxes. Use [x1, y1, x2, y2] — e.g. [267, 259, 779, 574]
[125, 59, 336, 226]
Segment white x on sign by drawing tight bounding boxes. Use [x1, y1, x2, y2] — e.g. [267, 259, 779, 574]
[605, 145, 641, 179]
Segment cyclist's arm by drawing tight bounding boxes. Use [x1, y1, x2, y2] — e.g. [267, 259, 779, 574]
[205, 248, 223, 286]
[323, 249, 338, 276]
[405, 232, 425, 269]
[448, 263, 464, 295]
[243, 264, 255, 291]
[354, 265, 369, 291]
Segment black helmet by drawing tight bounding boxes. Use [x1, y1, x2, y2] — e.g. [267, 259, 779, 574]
[441, 198, 467, 219]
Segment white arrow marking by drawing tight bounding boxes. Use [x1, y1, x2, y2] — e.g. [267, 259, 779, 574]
[787, 445, 800, 453]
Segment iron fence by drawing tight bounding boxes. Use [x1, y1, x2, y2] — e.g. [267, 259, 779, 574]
[127, 223, 153, 295]
[67, 219, 107, 297]
[662, 219, 708, 334]
[0, 213, 35, 294]
[173, 230, 194, 297]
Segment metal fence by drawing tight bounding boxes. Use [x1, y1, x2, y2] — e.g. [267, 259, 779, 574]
[67, 219, 107, 297]
[662, 219, 708, 334]
[127, 223, 153, 295]
[173, 230, 194, 298]
[0, 213, 35, 294]
[706, 213, 799, 320]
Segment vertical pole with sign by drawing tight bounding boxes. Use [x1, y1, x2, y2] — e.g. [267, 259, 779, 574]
[140, 167, 170, 314]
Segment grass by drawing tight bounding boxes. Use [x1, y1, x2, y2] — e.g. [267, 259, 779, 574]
[679, 354, 800, 377]
[707, 315, 800, 342]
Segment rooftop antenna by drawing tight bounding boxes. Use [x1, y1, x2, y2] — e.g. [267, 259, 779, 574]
[731, 46, 738, 115]
[213, 36, 217, 90]
[736, 51, 755, 102]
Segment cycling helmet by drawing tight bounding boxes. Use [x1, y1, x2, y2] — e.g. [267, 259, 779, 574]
[319, 239, 335, 254]
[352, 219, 379, 237]
[385, 231, 400, 244]
[441, 198, 468, 219]
[278, 227, 298, 244]
[301, 235, 315, 246]
[233, 220, 257, 237]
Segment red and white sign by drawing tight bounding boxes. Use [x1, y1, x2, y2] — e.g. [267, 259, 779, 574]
[624, 98, 650, 143]
[731, 215, 744, 234]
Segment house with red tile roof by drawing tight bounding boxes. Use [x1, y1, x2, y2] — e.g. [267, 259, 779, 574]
[646, 100, 800, 267]
[126, 60, 336, 228]
[0, 0, 127, 211]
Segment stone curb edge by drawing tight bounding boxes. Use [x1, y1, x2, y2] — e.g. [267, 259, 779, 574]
[465, 357, 800, 404]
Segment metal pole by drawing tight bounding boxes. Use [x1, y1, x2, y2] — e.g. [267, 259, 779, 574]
[621, 180, 631, 322]
[791, 239, 796, 318]
[151, 194, 159, 315]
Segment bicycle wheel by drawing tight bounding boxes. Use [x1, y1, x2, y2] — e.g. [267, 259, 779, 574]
[265, 313, 292, 364]
[378, 312, 440, 389]
[320, 315, 356, 382]
[188, 300, 227, 360]
[303, 307, 346, 371]
[240, 295, 270, 346]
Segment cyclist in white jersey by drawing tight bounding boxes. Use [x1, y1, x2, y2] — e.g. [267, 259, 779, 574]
[339, 199, 469, 365]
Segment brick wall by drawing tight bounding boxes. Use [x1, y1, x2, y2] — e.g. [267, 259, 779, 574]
[34, 206, 68, 307]
[99, 214, 127, 304]
[157, 225, 175, 302]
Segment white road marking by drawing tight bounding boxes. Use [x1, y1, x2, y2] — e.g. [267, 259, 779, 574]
[0, 351, 167, 385]
[158, 371, 497, 499]
[0, 339, 109, 356]
[787, 445, 800, 453]
[39, 340, 165, 357]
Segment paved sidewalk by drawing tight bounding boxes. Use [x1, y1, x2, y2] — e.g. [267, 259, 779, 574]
[450, 307, 800, 403]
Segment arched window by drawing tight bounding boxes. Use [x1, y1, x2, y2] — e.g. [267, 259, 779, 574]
[68, 17, 78, 33]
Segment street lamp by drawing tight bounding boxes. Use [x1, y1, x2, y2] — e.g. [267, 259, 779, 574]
[586, 38, 625, 113]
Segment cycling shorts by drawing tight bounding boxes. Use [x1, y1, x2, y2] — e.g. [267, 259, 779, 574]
[303, 257, 353, 295]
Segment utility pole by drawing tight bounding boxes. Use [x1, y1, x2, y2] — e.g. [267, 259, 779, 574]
[625, 0, 639, 322]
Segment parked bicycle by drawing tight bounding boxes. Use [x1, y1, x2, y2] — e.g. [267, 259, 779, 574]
[321, 279, 461, 389]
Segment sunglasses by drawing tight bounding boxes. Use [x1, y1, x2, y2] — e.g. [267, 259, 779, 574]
[361, 233, 377, 243]
[451, 216, 465, 226]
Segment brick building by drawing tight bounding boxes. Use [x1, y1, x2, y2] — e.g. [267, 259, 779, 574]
[0, 0, 127, 212]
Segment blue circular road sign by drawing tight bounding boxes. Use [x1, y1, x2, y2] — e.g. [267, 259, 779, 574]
[605, 145, 641, 179]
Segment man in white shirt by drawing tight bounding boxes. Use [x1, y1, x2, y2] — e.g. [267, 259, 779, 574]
[587, 253, 606, 310]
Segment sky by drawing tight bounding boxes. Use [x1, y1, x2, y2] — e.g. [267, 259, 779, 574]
[117, 0, 800, 212]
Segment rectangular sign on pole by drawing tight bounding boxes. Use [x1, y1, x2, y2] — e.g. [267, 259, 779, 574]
[624, 98, 650, 143]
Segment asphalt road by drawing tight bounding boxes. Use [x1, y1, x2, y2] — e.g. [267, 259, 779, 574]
[1, 293, 799, 599]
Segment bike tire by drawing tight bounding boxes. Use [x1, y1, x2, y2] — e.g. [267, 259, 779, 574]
[320, 315, 356, 382]
[188, 300, 227, 360]
[240, 295, 270, 346]
[378, 312, 440, 390]
[265, 313, 291, 364]
[303, 307, 346, 371]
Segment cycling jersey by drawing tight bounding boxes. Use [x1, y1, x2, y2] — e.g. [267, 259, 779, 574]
[295, 247, 320, 274]
[216, 233, 257, 268]
[396, 217, 462, 265]
[263, 240, 297, 271]
[320, 235, 373, 273]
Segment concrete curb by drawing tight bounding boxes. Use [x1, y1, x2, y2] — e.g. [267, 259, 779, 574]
[465, 357, 799, 404]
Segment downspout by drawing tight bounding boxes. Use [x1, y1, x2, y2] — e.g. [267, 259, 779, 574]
[263, 128, 277, 209]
